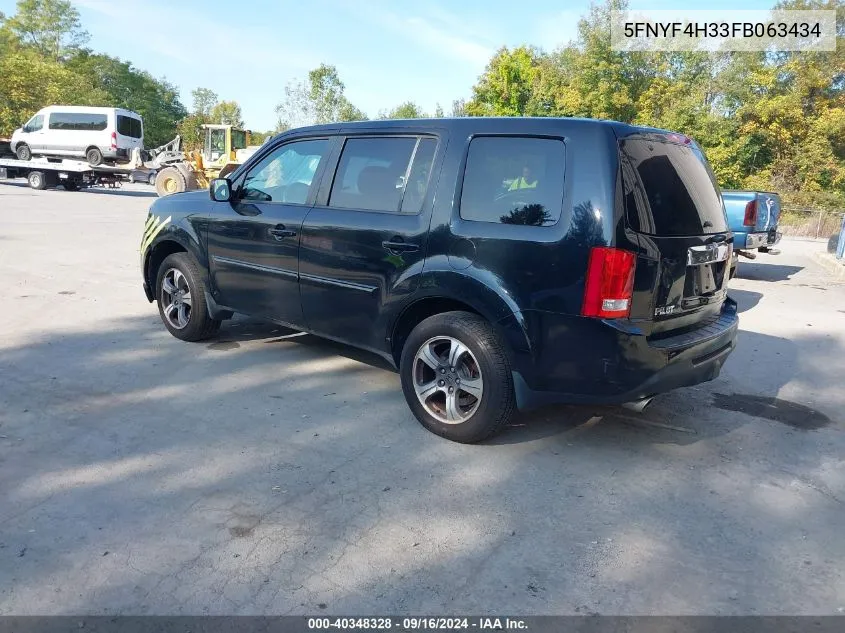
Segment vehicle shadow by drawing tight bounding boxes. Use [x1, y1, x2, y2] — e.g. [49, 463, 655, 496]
[207, 314, 839, 450]
[727, 288, 763, 313]
[218, 317, 396, 372]
[736, 261, 803, 282]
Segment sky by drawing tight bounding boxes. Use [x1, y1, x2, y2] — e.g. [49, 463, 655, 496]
[0, 0, 776, 131]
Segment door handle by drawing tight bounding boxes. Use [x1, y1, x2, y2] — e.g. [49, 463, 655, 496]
[268, 225, 296, 240]
[382, 239, 419, 253]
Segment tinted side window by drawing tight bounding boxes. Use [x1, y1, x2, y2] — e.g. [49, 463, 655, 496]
[329, 137, 417, 213]
[49, 113, 108, 131]
[459, 136, 566, 226]
[241, 138, 328, 204]
[26, 114, 44, 132]
[117, 115, 142, 139]
[400, 138, 437, 214]
[231, 130, 247, 150]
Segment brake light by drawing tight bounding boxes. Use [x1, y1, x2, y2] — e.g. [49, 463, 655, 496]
[110, 131, 117, 149]
[743, 200, 758, 227]
[581, 247, 637, 319]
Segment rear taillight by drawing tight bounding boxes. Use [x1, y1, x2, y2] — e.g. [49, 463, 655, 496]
[743, 200, 758, 227]
[581, 247, 637, 319]
[110, 131, 117, 149]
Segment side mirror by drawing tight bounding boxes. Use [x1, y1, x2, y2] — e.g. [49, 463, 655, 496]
[210, 178, 231, 202]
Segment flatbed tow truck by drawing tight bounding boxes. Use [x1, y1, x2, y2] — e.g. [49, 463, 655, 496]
[0, 150, 150, 191]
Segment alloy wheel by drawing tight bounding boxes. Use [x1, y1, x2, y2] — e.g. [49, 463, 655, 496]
[412, 336, 484, 424]
[160, 267, 192, 329]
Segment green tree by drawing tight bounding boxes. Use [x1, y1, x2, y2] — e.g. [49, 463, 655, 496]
[0, 50, 108, 136]
[5, 0, 88, 61]
[434, 103, 445, 118]
[176, 114, 206, 152]
[275, 64, 367, 128]
[380, 101, 427, 119]
[209, 100, 243, 127]
[191, 88, 218, 117]
[450, 99, 468, 117]
[65, 51, 187, 147]
[466, 46, 543, 116]
[0, 11, 19, 54]
[248, 130, 273, 145]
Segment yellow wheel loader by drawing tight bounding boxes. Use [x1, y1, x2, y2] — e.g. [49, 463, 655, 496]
[152, 125, 262, 197]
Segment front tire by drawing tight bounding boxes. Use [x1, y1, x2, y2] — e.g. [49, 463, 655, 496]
[400, 311, 516, 443]
[155, 166, 186, 197]
[16, 143, 32, 161]
[155, 253, 220, 342]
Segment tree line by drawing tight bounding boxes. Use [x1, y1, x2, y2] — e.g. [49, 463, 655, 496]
[1, 0, 842, 209]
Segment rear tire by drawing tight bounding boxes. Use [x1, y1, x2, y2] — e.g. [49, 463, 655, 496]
[16, 143, 31, 161]
[27, 170, 47, 190]
[155, 252, 220, 342]
[155, 166, 187, 197]
[400, 311, 516, 443]
[86, 147, 103, 166]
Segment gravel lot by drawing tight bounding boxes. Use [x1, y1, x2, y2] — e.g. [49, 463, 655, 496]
[1, 181, 844, 615]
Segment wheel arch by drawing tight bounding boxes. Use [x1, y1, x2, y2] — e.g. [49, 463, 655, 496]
[143, 224, 206, 298]
[389, 272, 532, 368]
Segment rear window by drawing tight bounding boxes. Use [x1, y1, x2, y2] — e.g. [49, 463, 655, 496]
[621, 138, 727, 236]
[117, 115, 142, 139]
[49, 112, 108, 131]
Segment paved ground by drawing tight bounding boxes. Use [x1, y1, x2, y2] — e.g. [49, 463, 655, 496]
[1, 181, 844, 616]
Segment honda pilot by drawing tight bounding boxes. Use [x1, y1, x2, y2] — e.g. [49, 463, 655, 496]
[140, 118, 738, 443]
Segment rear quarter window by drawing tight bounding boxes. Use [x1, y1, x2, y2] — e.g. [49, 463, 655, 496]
[621, 138, 728, 236]
[459, 136, 565, 227]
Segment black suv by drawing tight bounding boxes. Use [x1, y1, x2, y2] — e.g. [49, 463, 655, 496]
[140, 118, 738, 443]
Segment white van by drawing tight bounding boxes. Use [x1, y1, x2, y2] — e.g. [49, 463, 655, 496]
[10, 106, 144, 166]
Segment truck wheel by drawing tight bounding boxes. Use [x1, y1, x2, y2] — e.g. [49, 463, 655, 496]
[155, 166, 186, 197]
[400, 311, 516, 443]
[155, 253, 221, 342]
[16, 143, 32, 161]
[27, 170, 47, 190]
[86, 147, 104, 166]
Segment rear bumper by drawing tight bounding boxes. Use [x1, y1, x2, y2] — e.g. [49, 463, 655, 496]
[504, 300, 739, 411]
[103, 148, 130, 160]
[744, 232, 769, 249]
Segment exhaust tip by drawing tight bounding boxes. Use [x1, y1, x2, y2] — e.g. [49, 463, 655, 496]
[621, 396, 655, 413]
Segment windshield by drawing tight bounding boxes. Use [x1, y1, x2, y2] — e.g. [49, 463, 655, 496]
[621, 137, 728, 236]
